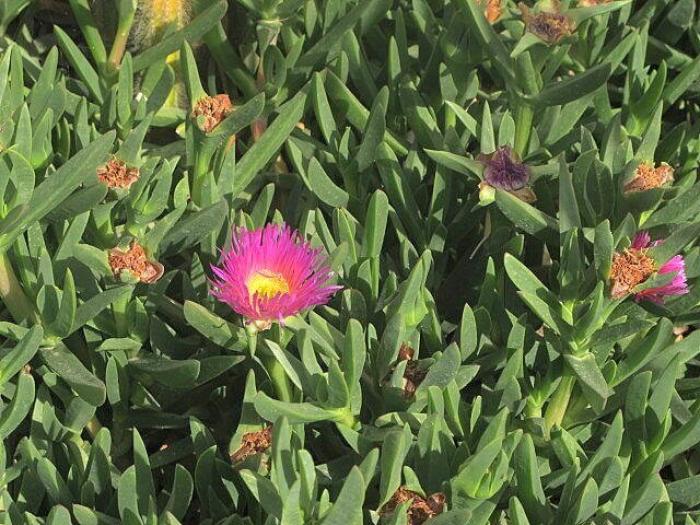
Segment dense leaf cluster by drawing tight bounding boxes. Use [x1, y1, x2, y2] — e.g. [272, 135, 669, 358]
[0, 0, 699, 523]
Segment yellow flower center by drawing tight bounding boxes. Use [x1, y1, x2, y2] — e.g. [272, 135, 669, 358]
[247, 270, 290, 299]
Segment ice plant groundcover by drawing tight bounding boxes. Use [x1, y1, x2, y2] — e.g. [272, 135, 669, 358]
[0, 0, 699, 523]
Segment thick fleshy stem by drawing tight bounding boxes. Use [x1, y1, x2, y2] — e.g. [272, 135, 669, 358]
[544, 375, 575, 432]
[0, 252, 38, 323]
[263, 354, 293, 403]
[106, 0, 136, 76]
[112, 291, 130, 338]
[513, 53, 539, 157]
[247, 327, 293, 402]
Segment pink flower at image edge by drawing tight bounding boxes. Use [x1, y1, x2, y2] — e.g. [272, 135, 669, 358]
[210, 224, 342, 325]
[631, 231, 689, 304]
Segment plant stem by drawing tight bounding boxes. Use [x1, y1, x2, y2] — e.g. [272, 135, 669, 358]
[262, 354, 293, 402]
[0, 251, 37, 323]
[514, 103, 534, 157]
[544, 375, 575, 432]
[106, 2, 136, 75]
[192, 145, 215, 207]
[113, 291, 130, 338]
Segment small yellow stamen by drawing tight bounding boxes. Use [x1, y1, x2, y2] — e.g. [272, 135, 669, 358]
[247, 270, 290, 300]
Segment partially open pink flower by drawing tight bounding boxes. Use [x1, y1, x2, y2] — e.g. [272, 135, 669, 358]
[210, 224, 341, 329]
[630, 232, 689, 304]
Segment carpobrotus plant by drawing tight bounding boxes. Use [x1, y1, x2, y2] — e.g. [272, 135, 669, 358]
[2, 0, 700, 523]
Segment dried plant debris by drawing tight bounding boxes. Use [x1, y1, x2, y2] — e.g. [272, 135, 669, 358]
[230, 426, 273, 464]
[381, 487, 446, 524]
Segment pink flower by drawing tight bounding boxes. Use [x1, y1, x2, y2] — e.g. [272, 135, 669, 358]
[630, 232, 689, 304]
[210, 224, 341, 328]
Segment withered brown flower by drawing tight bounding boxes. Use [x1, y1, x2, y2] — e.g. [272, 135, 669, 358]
[108, 241, 164, 284]
[97, 158, 139, 190]
[230, 425, 273, 464]
[192, 94, 233, 133]
[609, 247, 656, 300]
[381, 487, 446, 525]
[519, 2, 575, 45]
[624, 162, 674, 193]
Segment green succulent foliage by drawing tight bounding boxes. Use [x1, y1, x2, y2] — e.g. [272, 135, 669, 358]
[0, 0, 699, 523]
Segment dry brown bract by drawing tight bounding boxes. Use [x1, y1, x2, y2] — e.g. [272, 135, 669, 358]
[97, 158, 139, 189]
[609, 248, 655, 299]
[230, 425, 273, 464]
[192, 94, 233, 133]
[381, 487, 446, 525]
[519, 2, 574, 44]
[108, 241, 164, 284]
[624, 162, 674, 193]
[397, 344, 427, 398]
[398, 342, 415, 361]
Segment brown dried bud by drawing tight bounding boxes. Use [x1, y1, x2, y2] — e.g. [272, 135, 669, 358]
[381, 487, 446, 525]
[609, 248, 656, 299]
[624, 162, 674, 193]
[108, 241, 164, 284]
[519, 2, 575, 44]
[230, 425, 273, 464]
[97, 158, 139, 190]
[192, 94, 233, 133]
[479, 0, 503, 22]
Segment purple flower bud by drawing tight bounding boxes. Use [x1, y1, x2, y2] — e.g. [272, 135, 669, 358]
[478, 146, 531, 191]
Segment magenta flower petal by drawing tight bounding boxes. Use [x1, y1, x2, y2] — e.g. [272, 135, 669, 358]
[210, 224, 342, 325]
[631, 231, 690, 304]
[631, 231, 651, 250]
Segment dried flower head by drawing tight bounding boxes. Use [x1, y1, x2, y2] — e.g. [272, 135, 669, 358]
[627, 232, 689, 303]
[230, 426, 273, 464]
[519, 2, 574, 44]
[624, 162, 674, 193]
[192, 94, 233, 133]
[210, 224, 341, 330]
[381, 487, 446, 525]
[609, 244, 655, 300]
[97, 158, 139, 189]
[108, 241, 164, 284]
